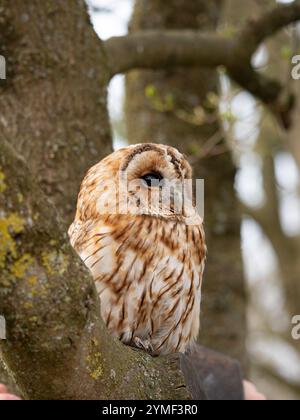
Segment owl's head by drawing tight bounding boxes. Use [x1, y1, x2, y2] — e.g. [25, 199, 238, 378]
[76, 143, 201, 224]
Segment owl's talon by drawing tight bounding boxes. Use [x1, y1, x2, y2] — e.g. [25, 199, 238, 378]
[133, 337, 155, 355]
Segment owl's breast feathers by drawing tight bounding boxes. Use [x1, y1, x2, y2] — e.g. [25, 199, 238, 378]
[69, 213, 206, 355]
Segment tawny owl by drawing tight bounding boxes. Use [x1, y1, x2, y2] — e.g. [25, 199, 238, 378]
[69, 143, 206, 356]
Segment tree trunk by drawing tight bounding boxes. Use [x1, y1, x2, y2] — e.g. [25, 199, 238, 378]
[125, 0, 247, 370]
[0, 0, 191, 400]
[0, 0, 112, 227]
[0, 0, 113, 390]
[0, 139, 189, 400]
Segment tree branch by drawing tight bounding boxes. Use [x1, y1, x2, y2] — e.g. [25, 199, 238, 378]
[104, 1, 300, 128]
[237, 0, 300, 59]
[105, 31, 233, 74]
[0, 138, 188, 400]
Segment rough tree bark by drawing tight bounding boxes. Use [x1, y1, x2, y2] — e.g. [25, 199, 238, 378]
[0, 0, 112, 390]
[0, 0, 112, 227]
[0, 139, 189, 400]
[125, 0, 247, 369]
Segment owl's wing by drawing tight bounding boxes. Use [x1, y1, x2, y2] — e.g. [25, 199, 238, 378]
[68, 217, 111, 255]
[68, 218, 113, 255]
[68, 220, 84, 249]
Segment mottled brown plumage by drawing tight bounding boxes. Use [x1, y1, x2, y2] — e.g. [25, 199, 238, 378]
[69, 144, 206, 355]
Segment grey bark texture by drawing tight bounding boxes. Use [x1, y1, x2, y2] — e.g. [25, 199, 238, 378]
[0, 0, 112, 227]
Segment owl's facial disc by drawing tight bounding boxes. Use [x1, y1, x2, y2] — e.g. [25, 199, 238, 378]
[116, 144, 196, 220]
[78, 143, 201, 225]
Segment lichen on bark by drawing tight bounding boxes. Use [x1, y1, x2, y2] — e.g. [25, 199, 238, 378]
[0, 137, 191, 400]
